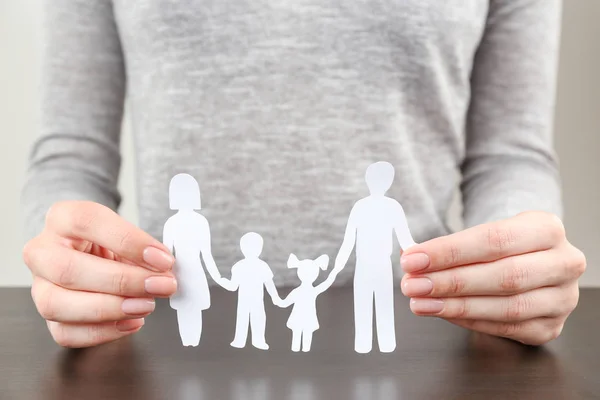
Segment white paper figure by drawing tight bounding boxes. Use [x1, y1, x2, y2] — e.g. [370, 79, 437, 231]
[163, 173, 222, 347]
[220, 232, 281, 350]
[277, 254, 335, 353]
[330, 161, 416, 354]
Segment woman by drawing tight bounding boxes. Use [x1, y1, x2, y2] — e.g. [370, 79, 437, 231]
[22, 0, 585, 348]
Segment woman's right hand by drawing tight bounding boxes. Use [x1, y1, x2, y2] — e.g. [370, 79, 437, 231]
[23, 201, 177, 348]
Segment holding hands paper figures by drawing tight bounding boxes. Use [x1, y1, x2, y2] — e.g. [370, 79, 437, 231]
[331, 161, 416, 353]
[163, 174, 222, 347]
[220, 232, 281, 350]
[163, 161, 416, 353]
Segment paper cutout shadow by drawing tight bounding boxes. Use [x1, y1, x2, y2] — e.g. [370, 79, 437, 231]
[163, 173, 222, 347]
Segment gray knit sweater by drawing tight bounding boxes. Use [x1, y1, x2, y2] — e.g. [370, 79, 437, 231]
[22, 0, 563, 285]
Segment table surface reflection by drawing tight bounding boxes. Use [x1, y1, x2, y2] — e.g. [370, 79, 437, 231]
[0, 287, 599, 400]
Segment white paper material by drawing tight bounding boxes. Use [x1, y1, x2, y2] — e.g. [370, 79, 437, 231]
[220, 232, 281, 350]
[331, 161, 416, 354]
[277, 253, 335, 352]
[163, 173, 222, 347]
[164, 163, 415, 354]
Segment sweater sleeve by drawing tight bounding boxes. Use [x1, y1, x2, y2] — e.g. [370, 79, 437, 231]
[21, 0, 126, 240]
[460, 0, 563, 227]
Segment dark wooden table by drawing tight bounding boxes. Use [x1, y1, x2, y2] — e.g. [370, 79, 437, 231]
[1, 287, 599, 400]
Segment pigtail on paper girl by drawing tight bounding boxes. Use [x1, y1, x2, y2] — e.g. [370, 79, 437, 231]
[287, 253, 300, 269]
[315, 255, 329, 271]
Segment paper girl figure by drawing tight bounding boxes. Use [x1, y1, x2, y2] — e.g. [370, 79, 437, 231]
[163, 173, 222, 347]
[219, 232, 281, 350]
[277, 254, 335, 353]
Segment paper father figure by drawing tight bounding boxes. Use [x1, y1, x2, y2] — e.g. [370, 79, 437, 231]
[330, 161, 417, 354]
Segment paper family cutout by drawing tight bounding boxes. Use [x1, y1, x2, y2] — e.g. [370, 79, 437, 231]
[164, 162, 416, 353]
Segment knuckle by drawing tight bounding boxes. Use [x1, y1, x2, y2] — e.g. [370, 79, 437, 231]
[70, 204, 100, 236]
[443, 244, 462, 267]
[569, 247, 587, 278]
[504, 295, 530, 321]
[487, 225, 518, 255]
[499, 260, 529, 293]
[447, 273, 466, 295]
[453, 299, 470, 319]
[46, 201, 103, 236]
[496, 322, 522, 338]
[44, 202, 67, 228]
[555, 251, 572, 279]
[116, 229, 135, 253]
[528, 321, 564, 345]
[89, 300, 112, 322]
[22, 240, 35, 267]
[22, 238, 43, 269]
[48, 322, 73, 348]
[87, 324, 107, 345]
[34, 282, 57, 321]
[548, 323, 564, 342]
[540, 327, 561, 344]
[546, 214, 566, 244]
[55, 252, 78, 288]
[112, 271, 130, 296]
[563, 286, 580, 314]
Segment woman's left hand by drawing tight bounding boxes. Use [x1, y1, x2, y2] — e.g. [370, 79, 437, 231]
[400, 211, 586, 345]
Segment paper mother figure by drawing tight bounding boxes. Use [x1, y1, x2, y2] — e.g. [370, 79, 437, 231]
[163, 173, 222, 347]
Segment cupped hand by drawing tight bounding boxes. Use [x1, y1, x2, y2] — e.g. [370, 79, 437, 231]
[23, 201, 177, 348]
[400, 211, 586, 345]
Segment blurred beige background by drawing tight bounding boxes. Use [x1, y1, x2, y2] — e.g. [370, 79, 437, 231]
[1, 1, 598, 287]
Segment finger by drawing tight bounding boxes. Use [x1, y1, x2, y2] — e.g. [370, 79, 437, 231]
[409, 285, 578, 322]
[47, 319, 144, 348]
[446, 317, 565, 346]
[32, 278, 156, 323]
[401, 211, 565, 273]
[45, 201, 174, 272]
[401, 247, 581, 297]
[27, 244, 177, 297]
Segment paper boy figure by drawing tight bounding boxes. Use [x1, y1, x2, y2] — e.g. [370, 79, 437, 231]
[277, 254, 335, 352]
[220, 232, 281, 350]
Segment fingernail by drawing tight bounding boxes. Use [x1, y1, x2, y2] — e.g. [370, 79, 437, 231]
[410, 298, 444, 314]
[121, 298, 155, 315]
[145, 276, 177, 296]
[402, 278, 433, 296]
[116, 318, 145, 332]
[401, 253, 430, 273]
[143, 247, 175, 272]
